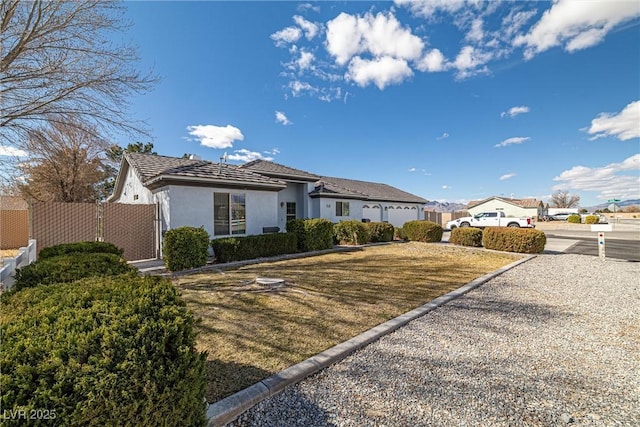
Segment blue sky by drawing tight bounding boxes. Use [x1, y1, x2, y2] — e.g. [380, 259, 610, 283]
[118, 0, 639, 207]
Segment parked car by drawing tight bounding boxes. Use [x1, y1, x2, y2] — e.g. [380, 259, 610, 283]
[549, 213, 573, 221]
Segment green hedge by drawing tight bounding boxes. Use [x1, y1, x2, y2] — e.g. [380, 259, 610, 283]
[0, 275, 207, 426]
[584, 215, 599, 224]
[14, 253, 136, 291]
[482, 227, 547, 254]
[211, 233, 298, 263]
[367, 222, 395, 242]
[449, 227, 483, 247]
[163, 226, 210, 272]
[402, 220, 443, 243]
[39, 241, 124, 260]
[286, 218, 334, 252]
[567, 214, 581, 224]
[334, 220, 370, 245]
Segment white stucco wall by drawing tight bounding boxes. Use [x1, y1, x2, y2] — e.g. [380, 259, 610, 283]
[317, 198, 364, 223]
[114, 168, 153, 204]
[276, 183, 309, 230]
[166, 185, 278, 239]
[468, 199, 538, 218]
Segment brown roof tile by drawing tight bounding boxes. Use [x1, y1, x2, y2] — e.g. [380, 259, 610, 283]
[310, 176, 427, 204]
[240, 160, 320, 181]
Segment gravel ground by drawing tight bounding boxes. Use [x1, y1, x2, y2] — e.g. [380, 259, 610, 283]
[229, 254, 640, 427]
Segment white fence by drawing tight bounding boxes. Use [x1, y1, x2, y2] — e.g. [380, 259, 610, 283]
[0, 239, 37, 291]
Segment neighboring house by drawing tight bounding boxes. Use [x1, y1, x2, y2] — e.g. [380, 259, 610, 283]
[467, 196, 544, 219]
[109, 153, 427, 245]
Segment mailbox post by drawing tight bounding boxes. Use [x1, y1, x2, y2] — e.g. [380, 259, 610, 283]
[597, 232, 605, 259]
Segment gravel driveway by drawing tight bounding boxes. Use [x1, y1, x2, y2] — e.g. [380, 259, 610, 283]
[229, 254, 639, 426]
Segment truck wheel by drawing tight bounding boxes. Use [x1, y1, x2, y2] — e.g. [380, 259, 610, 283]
[449, 225, 457, 230]
[507, 222, 520, 228]
[460, 222, 470, 228]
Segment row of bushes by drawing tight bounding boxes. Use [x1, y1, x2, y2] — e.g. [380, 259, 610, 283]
[4, 241, 208, 425]
[449, 227, 546, 254]
[568, 214, 600, 224]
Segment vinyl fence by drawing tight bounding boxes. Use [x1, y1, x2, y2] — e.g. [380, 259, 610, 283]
[0, 239, 37, 291]
[424, 211, 469, 227]
[0, 210, 29, 249]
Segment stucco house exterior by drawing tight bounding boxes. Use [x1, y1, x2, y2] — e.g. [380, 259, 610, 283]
[109, 153, 427, 244]
[467, 196, 544, 219]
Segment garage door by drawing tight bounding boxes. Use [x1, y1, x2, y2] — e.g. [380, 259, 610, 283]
[388, 206, 418, 227]
[362, 205, 382, 222]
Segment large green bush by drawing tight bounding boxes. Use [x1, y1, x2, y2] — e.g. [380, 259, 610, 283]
[367, 222, 395, 243]
[584, 215, 599, 224]
[211, 233, 298, 263]
[334, 220, 370, 245]
[286, 219, 306, 252]
[39, 241, 123, 260]
[14, 253, 136, 291]
[402, 220, 443, 243]
[482, 227, 547, 254]
[567, 214, 581, 224]
[163, 226, 210, 271]
[0, 275, 207, 427]
[449, 227, 483, 247]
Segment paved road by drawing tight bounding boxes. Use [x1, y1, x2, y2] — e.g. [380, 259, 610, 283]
[548, 235, 640, 262]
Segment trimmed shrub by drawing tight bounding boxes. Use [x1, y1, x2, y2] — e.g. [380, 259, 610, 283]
[304, 218, 334, 251]
[482, 227, 547, 254]
[584, 215, 600, 224]
[402, 220, 443, 243]
[0, 275, 207, 426]
[449, 227, 483, 247]
[286, 218, 306, 252]
[39, 241, 123, 260]
[211, 233, 298, 263]
[14, 253, 136, 291]
[334, 220, 370, 245]
[367, 222, 395, 243]
[163, 226, 210, 272]
[567, 214, 581, 224]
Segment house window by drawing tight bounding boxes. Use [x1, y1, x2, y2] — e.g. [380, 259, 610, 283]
[286, 202, 296, 223]
[214, 192, 246, 236]
[336, 201, 350, 217]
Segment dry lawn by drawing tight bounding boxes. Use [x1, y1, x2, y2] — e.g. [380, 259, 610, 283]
[174, 242, 520, 402]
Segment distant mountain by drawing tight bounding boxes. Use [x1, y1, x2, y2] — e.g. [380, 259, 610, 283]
[424, 200, 467, 212]
[585, 199, 640, 210]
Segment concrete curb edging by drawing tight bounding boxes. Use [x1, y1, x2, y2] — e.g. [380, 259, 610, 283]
[206, 254, 536, 426]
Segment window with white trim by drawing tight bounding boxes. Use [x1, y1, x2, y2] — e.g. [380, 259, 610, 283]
[336, 201, 350, 217]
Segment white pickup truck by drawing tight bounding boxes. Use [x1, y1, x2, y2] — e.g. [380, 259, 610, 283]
[446, 211, 535, 230]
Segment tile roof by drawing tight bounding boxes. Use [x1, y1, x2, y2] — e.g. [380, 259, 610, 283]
[125, 153, 286, 188]
[467, 196, 542, 209]
[310, 176, 427, 204]
[240, 160, 320, 181]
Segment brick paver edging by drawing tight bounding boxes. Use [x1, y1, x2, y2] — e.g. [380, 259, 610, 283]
[205, 254, 536, 427]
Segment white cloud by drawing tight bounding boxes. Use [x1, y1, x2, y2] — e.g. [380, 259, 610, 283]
[186, 124, 244, 149]
[297, 3, 320, 14]
[500, 173, 517, 180]
[227, 149, 274, 163]
[297, 50, 315, 70]
[585, 100, 640, 141]
[553, 154, 640, 201]
[288, 80, 316, 97]
[326, 11, 424, 66]
[452, 45, 492, 79]
[416, 49, 448, 72]
[346, 56, 413, 90]
[275, 111, 292, 126]
[263, 148, 280, 156]
[501, 105, 530, 118]
[394, 0, 468, 19]
[408, 167, 416, 172]
[0, 146, 28, 157]
[514, 0, 640, 59]
[436, 132, 449, 140]
[270, 26, 302, 47]
[466, 18, 484, 42]
[495, 136, 530, 148]
[442, 185, 451, 189]
[293, 15, 320, 40]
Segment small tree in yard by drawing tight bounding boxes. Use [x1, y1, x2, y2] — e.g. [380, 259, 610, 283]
[550, 190, 580, 208]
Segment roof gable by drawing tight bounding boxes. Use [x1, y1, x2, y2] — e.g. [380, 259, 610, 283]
[468, 196, 542, 209]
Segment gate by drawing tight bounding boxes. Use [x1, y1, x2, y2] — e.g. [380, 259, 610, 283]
[30, 202, 158, 261]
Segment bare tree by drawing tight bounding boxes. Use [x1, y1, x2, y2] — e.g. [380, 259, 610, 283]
[550, 190, 581, 208]
[18, 119, 110, 202]
[0, 0, 157, 147]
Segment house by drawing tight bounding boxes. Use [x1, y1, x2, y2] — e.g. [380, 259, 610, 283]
[467, 196, 544, 219]
[109, 153, 427, 244]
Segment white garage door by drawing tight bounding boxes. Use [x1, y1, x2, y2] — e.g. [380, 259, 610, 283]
[388, 206, 418, 227]
[362, 205, 382, 222]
